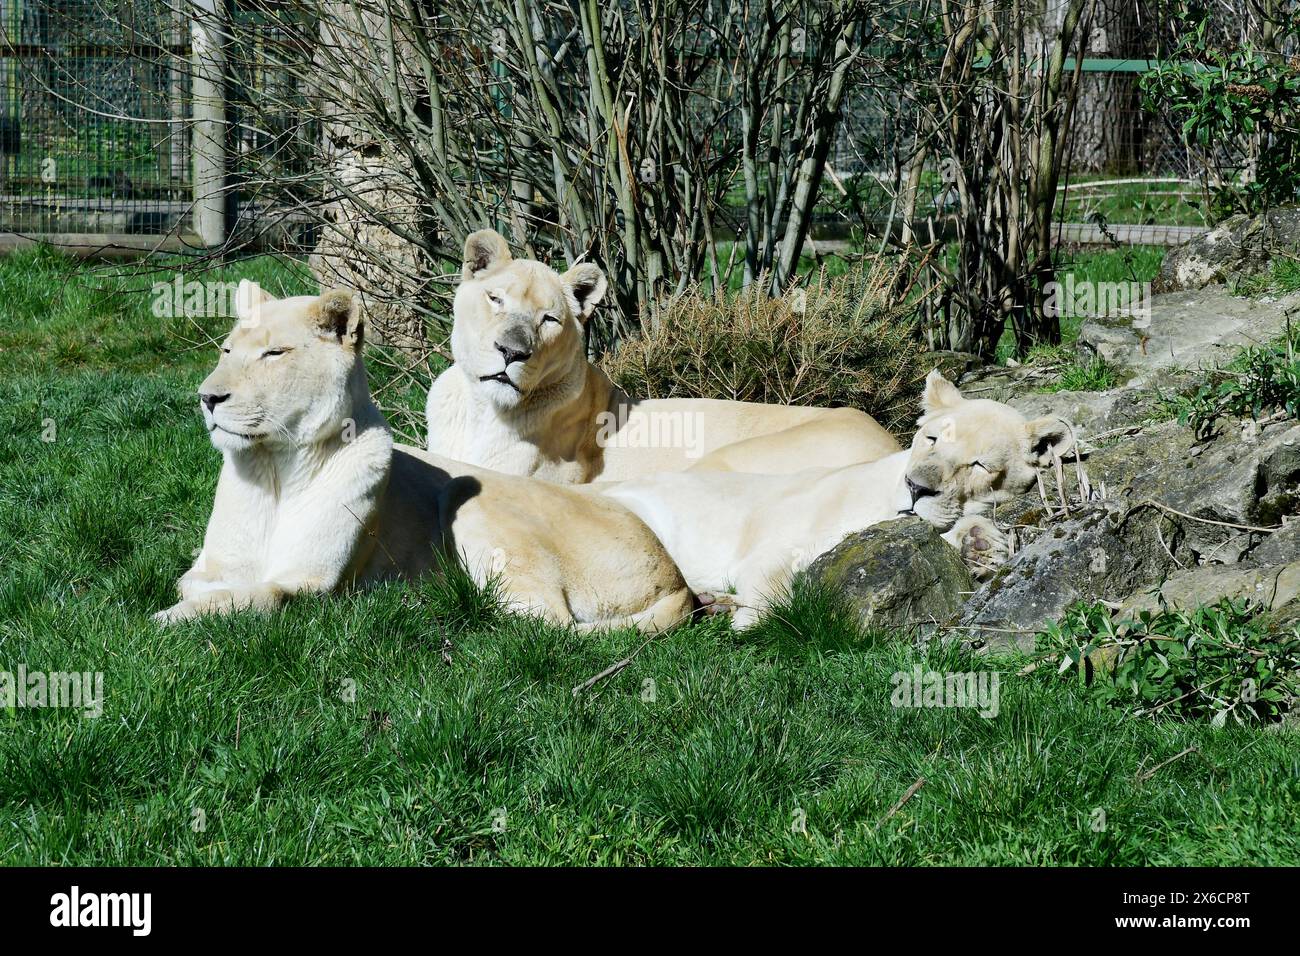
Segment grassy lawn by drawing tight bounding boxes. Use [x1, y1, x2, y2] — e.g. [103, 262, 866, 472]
[1, 248, 1297, 866]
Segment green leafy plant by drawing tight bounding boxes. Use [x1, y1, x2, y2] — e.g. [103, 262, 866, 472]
[1139, 13, 1300, 220]
[1168, 333, 1300, 438]
[1038, 600, 1300, 725]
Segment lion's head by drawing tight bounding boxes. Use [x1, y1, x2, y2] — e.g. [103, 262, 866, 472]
[450, 229, 607, 410]
[197, 283, 366, 452]
[899, 370, 1074, 528]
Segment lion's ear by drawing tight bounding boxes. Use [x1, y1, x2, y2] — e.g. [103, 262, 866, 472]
[235, 278, 275, 323]
[463, 230, 512, 280]
[921, 368, 964, 414]
[561, 262, 607, 321]
[1026, 416, 1074, 466]
[314, 289, 363, 346]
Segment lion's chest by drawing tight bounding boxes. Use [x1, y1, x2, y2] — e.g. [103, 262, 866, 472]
[454, 414, 596, 482]
[201, 472, 303, 582]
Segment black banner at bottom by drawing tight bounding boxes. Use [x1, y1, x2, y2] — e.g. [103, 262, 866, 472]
[0, 866, 1286, 942]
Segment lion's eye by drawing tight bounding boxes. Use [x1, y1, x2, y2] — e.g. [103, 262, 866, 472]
[261, 348, 289, 359]
[971, 460, 990, 472]
[927, 434, 938, 445]
[486, 291, 503, 307]
[541, 312, 560, 324]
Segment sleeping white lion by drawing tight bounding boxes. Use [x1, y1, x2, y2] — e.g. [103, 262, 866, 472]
[600, 371, 1074, 628]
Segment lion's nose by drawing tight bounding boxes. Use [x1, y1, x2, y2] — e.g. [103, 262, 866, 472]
[200, 392, 230, 413]
[906, 476, 937, 501]
[494, 342, 532, 366]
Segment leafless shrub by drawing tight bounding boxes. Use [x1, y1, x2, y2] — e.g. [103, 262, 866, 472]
[16, 0, 1168, 371]
[202, 0, 897, 356]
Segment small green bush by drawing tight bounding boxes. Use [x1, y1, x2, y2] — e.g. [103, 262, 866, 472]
[601, 263, 927, 432]
[1140, 13, 1300, 220]
[1168, 333, 1300, 438]
[1039, 600, 1300, 725]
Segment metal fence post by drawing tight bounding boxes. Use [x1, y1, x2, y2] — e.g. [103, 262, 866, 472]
[191, 0, 226, 248]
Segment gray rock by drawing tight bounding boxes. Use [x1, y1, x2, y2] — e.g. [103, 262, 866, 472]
[1120, 560, 1300, 616]
[989, 421, 1198, 530]
[957, 503, 1185, 651]
[992, 418, 1299, 584]
[1264, 597, 1300, 635]
[806, 517, 973, 634]
[959, 415, 1300, 649]
[1156, 207, 1300, 292]
[1247, 521, 1300, 567]
[1005, 387, 1166, 436]
[1078, 288, 1300, 381]
[1105, 421, 1300, 564]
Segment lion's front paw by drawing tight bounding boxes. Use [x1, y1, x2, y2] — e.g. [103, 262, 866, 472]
[946, 516, 1011, 581]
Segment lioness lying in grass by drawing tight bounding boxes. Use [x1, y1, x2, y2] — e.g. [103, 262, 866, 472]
[425, 229, 900, 482]
[601, 371, 1074, 628]
[154, 283, 693, 632]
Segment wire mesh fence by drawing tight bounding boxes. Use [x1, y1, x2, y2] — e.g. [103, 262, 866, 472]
[0, 0, 192, 237]
[0, 0, 1261, 248]
[831, 71, 1215, 236]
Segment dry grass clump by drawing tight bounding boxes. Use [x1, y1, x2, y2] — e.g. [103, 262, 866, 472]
[601, 262, 927, 431]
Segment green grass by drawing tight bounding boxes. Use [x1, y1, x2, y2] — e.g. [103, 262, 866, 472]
[2, 247, 1298, 865]
[993, 245, 1164, 368]
[1232, 256, 1300, 299]
[1053, 178, 1208, 228]
[1034, 353, 1120, 393]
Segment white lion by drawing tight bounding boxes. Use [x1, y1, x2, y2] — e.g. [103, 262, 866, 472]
[425, 229, 900, 482]
[154, 283, 693, 632]
[601, 371, 1074, 628]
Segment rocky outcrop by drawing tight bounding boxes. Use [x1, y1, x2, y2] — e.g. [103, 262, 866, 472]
[1155, 207, 1300, 293]
[959, 416, 1300, 649]
[1119, 560, 1300, 616]
[1247, 521, 1300, 567]
[957, 504, 1185, 651]
[806, 517, 972, 633]
[1078, 288, 1300, 379]
[1004, 387, 1165, 436]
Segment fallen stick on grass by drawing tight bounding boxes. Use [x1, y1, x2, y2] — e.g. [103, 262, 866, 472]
[570, 606, 703, 698]
[1135, 746, 1198, 783]
[875, 777, 926, 830]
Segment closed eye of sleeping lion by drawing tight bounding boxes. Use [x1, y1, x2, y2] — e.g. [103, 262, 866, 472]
[154, 282, 693, 633]
[424, 229, 900, 482]
[600, 370, 1075, 629]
